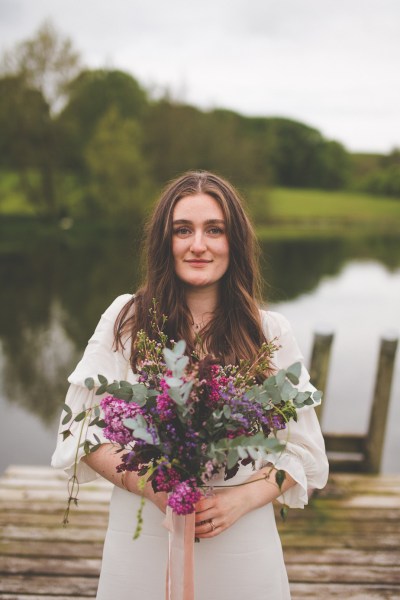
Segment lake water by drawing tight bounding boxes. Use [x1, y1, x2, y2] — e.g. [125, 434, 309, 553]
[1, 229, 399, 474]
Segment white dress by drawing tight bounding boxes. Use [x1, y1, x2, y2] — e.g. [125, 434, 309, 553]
[52, 295, 329, 600]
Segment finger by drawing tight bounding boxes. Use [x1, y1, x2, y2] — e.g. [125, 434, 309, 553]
[194, 497, 214, 515]
[194, 506, 214, 524]
[195, 518, 217, 533]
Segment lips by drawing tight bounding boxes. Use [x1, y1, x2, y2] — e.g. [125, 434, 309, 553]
[185, 260, 211, 263]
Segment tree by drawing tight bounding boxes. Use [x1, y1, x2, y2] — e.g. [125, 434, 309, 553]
[83, 106, 150, 219]
[57, 69, 149, 172]
[0, 75, 58, 216]
[1, 20, 81, 113]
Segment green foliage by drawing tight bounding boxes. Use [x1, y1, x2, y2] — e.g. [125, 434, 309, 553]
[351, 149, 400, 199]
[0, 20, 81, 113]
[57, 69, 149, 172]
[1, 23, 397, 220]
[83, 106, 151, 219]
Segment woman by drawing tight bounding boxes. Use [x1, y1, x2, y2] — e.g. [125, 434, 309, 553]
[52, 171, 329, 600]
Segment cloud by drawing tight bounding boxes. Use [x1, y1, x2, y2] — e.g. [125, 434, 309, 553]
[0, 0, 399, 152]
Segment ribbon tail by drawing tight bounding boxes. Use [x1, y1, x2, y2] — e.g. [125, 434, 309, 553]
[164, 508, 195, 600]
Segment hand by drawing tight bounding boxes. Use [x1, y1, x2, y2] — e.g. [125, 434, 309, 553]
[194, 487, 250, 538]
[144, 486, 168, 514]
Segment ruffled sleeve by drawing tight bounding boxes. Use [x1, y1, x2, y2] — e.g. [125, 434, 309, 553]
[260, 310, 329, 508]
[51, 294, 135, 483]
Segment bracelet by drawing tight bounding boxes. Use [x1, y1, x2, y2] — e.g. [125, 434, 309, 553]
[121, 471, 129, 491]
[263, 474, 280, 489]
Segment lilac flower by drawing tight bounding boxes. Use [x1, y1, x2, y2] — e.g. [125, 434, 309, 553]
[167, 479, 202, 515]
[100, 396, 142, 445]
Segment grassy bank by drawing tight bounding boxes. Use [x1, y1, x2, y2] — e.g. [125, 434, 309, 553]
[1, 175, 400, 240]
[245, 187, 400, 239]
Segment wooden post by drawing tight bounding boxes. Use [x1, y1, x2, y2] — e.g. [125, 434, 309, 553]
[364, 335, 398, 473]
[309, 331, 334, 420]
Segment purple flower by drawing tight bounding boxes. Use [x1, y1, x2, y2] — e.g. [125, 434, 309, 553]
[100, 395, 142, 445]
[167, 479, 202, 515]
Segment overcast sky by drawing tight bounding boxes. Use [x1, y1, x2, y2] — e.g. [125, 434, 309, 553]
[1, 0, 399, 153]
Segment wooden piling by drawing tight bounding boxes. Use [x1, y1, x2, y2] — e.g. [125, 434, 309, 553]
[364, 336, 399, 473]
[309, 331, 334, 420]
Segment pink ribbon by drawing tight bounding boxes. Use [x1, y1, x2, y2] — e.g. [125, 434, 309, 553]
[163, 507, 195, 600]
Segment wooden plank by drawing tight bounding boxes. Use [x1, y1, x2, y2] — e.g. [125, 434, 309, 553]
[1, 466, 400, 599]
[0, 555, 101, 576]
[0, 596, 92, 600]
[0, 576, 98, 596]
[0, 540, 104, 559]
[283, 548, 400, 567]
[290, 583, 400, 599]
[286, 563, 400, 585]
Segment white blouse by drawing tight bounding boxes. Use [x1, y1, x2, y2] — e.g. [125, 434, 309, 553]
[51, 294, 329, 507]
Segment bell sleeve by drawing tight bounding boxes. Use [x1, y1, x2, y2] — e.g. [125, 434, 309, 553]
[51, 294, 134, 483]
[260, 310, 329, 508]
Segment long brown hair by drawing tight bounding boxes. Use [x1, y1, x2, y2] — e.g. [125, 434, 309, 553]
[115, 170, 267, 369]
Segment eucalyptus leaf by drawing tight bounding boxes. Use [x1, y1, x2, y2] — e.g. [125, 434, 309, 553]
[175, 355, 189, 374]
[163, 348, 177, 370]
[62, 429, 72, 441]
[313, 390, 323, 403]
[223, 405, 232, 419]
[227, 449, 238, 470]
[280, 381, 297, 402]
[275, 370, 286, 387]
[98, 374, 108, 385]
[85, 377, 94, 390]
[276, 469, 286, 488]
[106, 382, 120, 394]
[74, 411, 86, 423]
[93, 434, 101, 444]
[89, 443, 102, 453]
[168, 387, 184, 405]
[95, 383, 107, 396]
[280, 505, 289, 521]
[247, 446, 260, 460]
[165, 377, 182, 388]
[113, 389, 134, 402]
[180, 381, 193, 403]
[133, 427, 155, 445]
[286, 362, 301, 385]
[119, 380, 134, 388]
[62, 403, 72, 414]
[131, 383, 148, 405]
[304, 398, 315, 405]
[294, 391, 312, 406]
[237, 446, 248, 460]
[173, 340, 186, 356]
[62, 412, 72, 426]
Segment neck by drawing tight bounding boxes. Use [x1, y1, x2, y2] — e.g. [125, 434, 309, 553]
[185, 285, 219, 325]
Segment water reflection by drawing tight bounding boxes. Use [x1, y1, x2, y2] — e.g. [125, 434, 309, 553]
[1, 229, 400, 472]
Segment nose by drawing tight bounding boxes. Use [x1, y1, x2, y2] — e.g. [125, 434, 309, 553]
[190, 231, 207, 253]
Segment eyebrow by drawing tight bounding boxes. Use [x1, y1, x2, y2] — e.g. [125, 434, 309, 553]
[172, 219, 225, 225]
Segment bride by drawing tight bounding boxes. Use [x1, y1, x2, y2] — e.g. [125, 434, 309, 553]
[52, 170, 328, 599]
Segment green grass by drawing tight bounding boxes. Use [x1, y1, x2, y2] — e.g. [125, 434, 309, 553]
[2, 169, 400, 240]
[246, 187, 400, 239]
[268, 188, 400, 221]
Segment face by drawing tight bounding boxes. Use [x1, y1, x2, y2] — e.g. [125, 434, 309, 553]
[172, 193, 229, 290]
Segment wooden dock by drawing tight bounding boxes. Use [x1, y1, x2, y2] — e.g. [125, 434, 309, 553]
[0, 465, 399, 599]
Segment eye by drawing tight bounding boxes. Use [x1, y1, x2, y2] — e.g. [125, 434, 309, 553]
[207, 226, 225, 235]
[173, 226, 192, 236]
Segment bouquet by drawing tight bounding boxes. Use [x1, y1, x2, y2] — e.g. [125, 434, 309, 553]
[61, 315, 321, 535]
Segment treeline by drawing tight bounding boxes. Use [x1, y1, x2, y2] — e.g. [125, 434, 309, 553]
[0, 23, 398, 220]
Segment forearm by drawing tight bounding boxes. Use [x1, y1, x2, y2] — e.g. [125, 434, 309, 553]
[81, 444, 158, 503]
[240, 465, 296, 511]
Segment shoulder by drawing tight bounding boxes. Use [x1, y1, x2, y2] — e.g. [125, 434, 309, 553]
[259, 309, 292, 341]
[102, 294, 134, 323]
